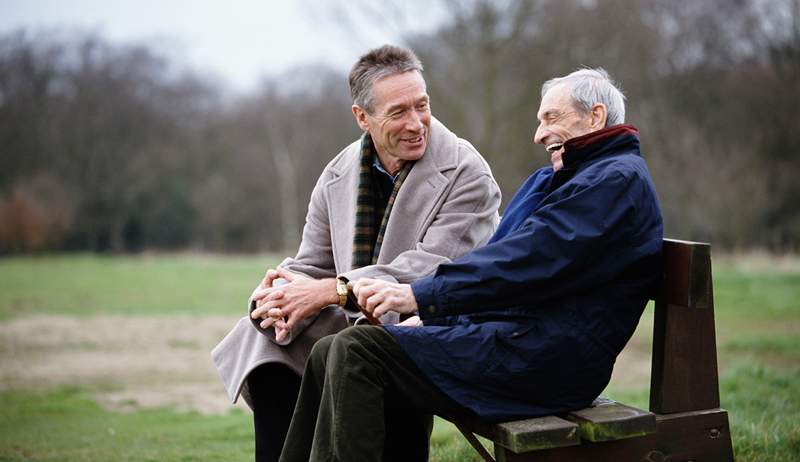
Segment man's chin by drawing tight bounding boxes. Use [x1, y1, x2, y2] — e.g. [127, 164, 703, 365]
[399, 142, 427, 160]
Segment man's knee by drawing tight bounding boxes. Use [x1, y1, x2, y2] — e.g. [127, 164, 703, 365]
[307, 333, 335, 371]
[329, 325, 379, 350]
[326, 325, 388, 367]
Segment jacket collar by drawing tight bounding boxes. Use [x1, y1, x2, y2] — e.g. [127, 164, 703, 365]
[326, 117, 457, 272]
[329, 117, 458, 178]
[562, 124, 640, 170]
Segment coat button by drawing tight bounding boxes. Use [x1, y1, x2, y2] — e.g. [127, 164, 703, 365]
[427, 305, 436, 314]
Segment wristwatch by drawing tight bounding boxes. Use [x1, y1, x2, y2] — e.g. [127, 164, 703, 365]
[336, 276, 349, 306]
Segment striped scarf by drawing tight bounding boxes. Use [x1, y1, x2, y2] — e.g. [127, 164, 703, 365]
[352, 133, 414, 269]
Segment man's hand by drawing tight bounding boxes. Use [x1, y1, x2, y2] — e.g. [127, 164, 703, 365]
[250, 268, 338, 342]
[250, 268, 281, 313]
[248, 269, 293, 340]
[352, 278, 418, 318]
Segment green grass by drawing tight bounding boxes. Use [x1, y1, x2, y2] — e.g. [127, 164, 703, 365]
[0, 253, 798, 461]
[0, 387, 252, 462]
[0, 385, 485, 462]
[430, 418, 487, 462]
[722, 366, 800, 461]
[724, 334, 800, 358]
[1, 367, 795, 462]
[602, 366, 800, 462]
[0, 253, 280, 319]
[0, 386, 482, 462]
[713, 264, 800, 321]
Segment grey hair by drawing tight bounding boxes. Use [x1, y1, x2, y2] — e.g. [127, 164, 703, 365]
[541, 68, 626, 127]
[348, 44, 424, 114]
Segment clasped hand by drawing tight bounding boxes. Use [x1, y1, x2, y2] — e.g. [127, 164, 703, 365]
[351, 278, 419, 319]
[249, 268, 328, 343]
[249, 273, 421, 341]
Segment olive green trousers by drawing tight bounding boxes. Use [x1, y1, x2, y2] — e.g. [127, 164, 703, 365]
[278, 326, 467, 462]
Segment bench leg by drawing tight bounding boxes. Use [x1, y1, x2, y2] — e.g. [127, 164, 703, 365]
[652, 408, 734, 462]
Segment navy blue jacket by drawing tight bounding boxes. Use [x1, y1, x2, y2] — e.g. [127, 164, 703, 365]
[385, 125, 663, 421]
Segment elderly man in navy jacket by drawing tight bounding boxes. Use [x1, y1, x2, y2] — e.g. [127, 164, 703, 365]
[278, 68, 663, 462]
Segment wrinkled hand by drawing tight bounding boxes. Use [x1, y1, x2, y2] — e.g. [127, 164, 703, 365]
[352, 279, 418, 319]
[248, 269, 291, 340]
[250, 268, 335, 342]
[250, 269, 278, 309]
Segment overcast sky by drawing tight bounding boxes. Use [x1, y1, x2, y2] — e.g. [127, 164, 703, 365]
[0, 0, 443, 93]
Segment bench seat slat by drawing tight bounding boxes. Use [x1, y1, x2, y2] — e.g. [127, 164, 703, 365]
[565, 398, 656, 442]
[471, 415, 580, 453]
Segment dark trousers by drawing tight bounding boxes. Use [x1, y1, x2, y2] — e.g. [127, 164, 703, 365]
[279, 326, 467, 462]
[248, 363, 301, 462]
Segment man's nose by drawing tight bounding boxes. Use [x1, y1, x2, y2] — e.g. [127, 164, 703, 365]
[533, 124, 546, 145]
[406, 111, 423, 131]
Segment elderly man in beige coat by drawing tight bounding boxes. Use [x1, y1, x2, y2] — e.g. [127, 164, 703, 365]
[212, 45, 500, 462]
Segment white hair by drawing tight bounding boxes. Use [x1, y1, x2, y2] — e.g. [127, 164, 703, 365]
[541, 68, 626, 127]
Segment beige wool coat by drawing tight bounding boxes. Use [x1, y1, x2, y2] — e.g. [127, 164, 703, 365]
[211, 118, 501, 407]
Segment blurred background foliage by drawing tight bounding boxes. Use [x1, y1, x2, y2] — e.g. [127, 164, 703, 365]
[1, 0, 798, 254]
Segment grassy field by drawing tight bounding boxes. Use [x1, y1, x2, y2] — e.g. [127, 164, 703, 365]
[0, 253, 798, 461]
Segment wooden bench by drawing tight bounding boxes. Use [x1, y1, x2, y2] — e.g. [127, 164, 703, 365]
[449, 238, 735, 461]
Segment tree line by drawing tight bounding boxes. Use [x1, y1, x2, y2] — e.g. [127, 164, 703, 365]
[1, 0, 798, 254]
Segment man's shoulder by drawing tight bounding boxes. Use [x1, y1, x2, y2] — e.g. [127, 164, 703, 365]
[427, 119, 493, 176]
[452, 138, 494, 176]
[610, 152, 653, 185]
[583, 149, 650, 183]
[571, 151, 658, 211]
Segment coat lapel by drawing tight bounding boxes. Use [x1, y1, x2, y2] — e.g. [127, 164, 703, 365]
[378, 118, 457, 264]
[325, 117, 458, 271]
[325, 143, 359, 273]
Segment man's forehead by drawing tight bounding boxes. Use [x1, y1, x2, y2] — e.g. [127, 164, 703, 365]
[374, 71, 424, 91]
[373, 73, 428, 110]
[537, 84, 573, 118]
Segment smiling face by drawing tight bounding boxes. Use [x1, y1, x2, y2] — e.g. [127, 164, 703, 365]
[352, 71, 431, 175]
[533, 83, 606, 171]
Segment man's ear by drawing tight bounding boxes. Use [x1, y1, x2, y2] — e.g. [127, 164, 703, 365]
[590, 103, 608, 129]
[352, 105, 370, 132]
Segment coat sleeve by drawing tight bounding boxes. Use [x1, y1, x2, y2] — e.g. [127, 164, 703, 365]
[413, 167, 659, 319]
[277, 170, 338, 279]
[341, 163, 501, 285]
[248, 169, 338, 345]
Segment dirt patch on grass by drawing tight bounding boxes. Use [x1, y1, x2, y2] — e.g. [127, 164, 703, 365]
[8, 313, 787, 415]
[610, 333, 653, 391]
[0, 314, 248, 415]
[715, 252, 800, 273]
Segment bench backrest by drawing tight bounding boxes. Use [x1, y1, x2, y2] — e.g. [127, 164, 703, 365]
[649, 238, 721, 414]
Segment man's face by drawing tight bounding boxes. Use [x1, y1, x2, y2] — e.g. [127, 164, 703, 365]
[352, 71, 431, 174]
[533, 83, 603, 171]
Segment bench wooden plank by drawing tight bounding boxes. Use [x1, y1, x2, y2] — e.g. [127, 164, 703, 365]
[491, 409, 733, 462]
[657, 238, 711, 309]
[565, 398, 656, 442]
[475, 415, 580, 453]
[651, 239, 721, 414]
